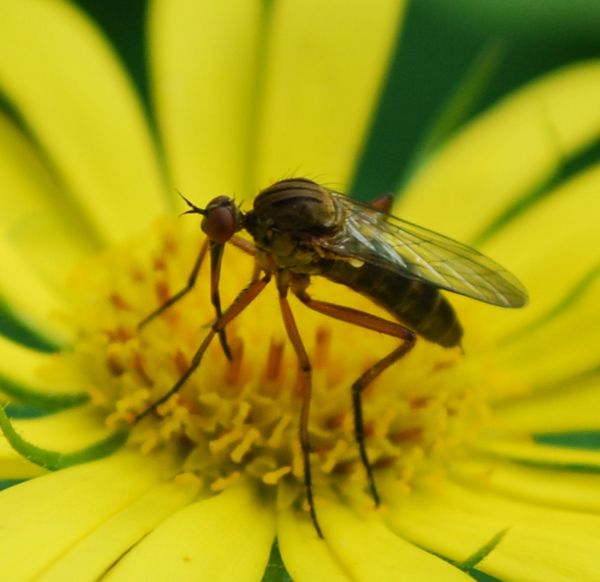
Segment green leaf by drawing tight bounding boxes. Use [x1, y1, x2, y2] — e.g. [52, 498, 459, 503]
[0, 406, 128, 470]
[262, 540, 293, 582]
[535, 431, 600, 450]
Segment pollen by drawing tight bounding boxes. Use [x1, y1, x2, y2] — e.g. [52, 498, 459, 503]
[64, 218, 487, 507]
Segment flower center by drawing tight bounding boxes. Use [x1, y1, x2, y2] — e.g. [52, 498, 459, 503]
[65, 218, 487, 500]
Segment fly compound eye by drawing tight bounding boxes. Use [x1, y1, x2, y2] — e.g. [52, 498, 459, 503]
[202, 206, 236, 243]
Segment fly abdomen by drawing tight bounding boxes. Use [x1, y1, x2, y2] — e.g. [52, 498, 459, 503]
[324, 260, 463, 348]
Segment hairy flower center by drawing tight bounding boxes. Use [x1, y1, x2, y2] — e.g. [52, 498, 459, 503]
[65, 218, 487, 499]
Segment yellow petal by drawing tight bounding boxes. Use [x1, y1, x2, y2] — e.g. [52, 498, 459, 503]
[0, 451, 167, 580]
[479, 524, 600, 582]
[451, 482, 600, 581]
[492, 374, 600, 432]
[318, 500, 471, 581]
[149, 0, 263, 202]
[492, 279, 599, 393]
[386, 480, 600, 581]
[0, 114, 99, 290]
[255, 0, 407, 191]
[277, 507, 350, 582]
[0, 1, 168, 243]
[0, 237, 71, 346]
[472, 435, 600, 470]
[399, 61, 600, 243]
[476, 163, 600, 341]
[0, 449, 45, 480]
[0, 335, 81, 397]
[105, 481, 275, 581]
[39, 481, 199, 582]
[382, 478, 511, 564]
[454, 459, 600, 513]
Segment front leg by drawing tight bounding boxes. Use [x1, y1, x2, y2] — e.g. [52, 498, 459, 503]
[136, 272, 271, 421]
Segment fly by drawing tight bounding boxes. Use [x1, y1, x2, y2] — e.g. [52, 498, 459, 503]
[136, 177, 528, 537]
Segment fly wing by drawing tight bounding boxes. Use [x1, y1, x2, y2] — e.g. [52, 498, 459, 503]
[316, 194, 528, 308]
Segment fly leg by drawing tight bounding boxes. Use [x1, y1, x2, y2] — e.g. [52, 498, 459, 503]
[138, 238, 234, 361]
[209, 242, 233, 360]
[277, 276, 323, 538]
[138, 238, 209, 329]
[230, 235, 257, 256]
[294, 285, 416, 506]
[136, 272, 271, 421]
[370, 193, 393, 214]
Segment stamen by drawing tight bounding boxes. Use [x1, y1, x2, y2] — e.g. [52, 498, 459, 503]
[106, 350, 125, 376]
[321, 440, 350, 473]
[64, 218, 485, 510]
[109, 292, 130, 310]
[174, 350, 189, 376]
[390, 427, 423, 443]
[230, 427, 260, 462]
[210, 430, 243, 453]
[262, 466, 292, 485]
[132, 352, 153, 387]
[266, 415, 292, 448]
[223, 337, 244, 387]
[162, 233, 178, 255]
[155, 279, 170, 304]
[175, 472, 203, 487]
[153, 256, 167, 271]
[410, 397, 431, 409]
[210, 471, 241, 492]
[263, 335, 285, 384]
[312, 325, 331, 369]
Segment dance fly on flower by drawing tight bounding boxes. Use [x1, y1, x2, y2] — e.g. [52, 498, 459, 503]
[137, 177, 528, 537]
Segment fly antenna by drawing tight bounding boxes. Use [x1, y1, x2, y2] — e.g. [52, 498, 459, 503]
[177, 190, 206, 216]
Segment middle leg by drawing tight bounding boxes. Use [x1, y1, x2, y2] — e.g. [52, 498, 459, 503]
[276, 276, 323, 538]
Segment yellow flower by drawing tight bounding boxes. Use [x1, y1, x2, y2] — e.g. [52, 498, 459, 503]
[1, 1, 600, 580]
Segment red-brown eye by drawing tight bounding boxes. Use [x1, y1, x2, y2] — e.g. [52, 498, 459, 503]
[201, 206, 235, 243]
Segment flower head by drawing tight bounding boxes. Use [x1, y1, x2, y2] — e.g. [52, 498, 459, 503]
[1, 1, 600, 580]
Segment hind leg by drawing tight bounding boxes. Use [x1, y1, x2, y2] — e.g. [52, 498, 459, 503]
[294, 286, 415, 504]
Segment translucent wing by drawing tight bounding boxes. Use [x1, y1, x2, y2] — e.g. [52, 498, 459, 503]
[316, 194, 528, 307]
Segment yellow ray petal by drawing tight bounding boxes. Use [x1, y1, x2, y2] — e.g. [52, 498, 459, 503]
[449, 482, 600, 581]
[0, 335, 82, 397]
[479, 524, 600, 582]
[454, 459, 600, 513]
[149, 0, 263, 202]
[0, 114, 99, 290]
[487, 277, 599, 397]
[39, 481, 199, 582]
[0, 450, 46, 480]
[473, 163, 600, 341]
[398, 61, 600, 243]
[0, 451, 167, 580]
[472, 435, 600, 471]
[492, 375, 600, 432]
[0, 407, 119, 479]
[385, 479, 600, 580]
[255, 0, 407, 191]
[0, 237, 72, 346]
[150, 1, 406, 203]
[382, 478, 511, 564]
[317, 500, 471, 581]
[0, 1, 167, 243]
[277, 507, 350, 582]
[105, 481, 275, 581]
